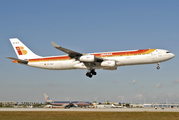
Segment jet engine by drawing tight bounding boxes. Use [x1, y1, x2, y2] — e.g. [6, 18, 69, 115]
[101, 60, 116, 67]
[79, 55, 95, 62]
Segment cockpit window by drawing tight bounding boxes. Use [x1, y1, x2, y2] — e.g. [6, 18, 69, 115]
[166, 51, 170, 53]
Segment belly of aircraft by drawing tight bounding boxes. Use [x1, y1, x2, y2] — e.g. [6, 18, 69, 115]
[28, 60, 78, 70]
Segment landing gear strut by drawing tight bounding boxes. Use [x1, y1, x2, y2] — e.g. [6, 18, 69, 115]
[157, 62, 160, 70]
[86, 69, 97, 78]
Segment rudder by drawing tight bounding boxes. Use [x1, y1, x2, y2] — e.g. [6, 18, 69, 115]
[44, 93, 53, 103]
[9, 38, 41, 59]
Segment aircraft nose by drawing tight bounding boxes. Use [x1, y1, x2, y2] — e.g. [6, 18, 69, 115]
[171, 53, 175, 58]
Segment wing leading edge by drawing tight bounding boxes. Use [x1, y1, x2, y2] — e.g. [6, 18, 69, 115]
[51, 41, 83, 59]
[51, 41, 103, 62]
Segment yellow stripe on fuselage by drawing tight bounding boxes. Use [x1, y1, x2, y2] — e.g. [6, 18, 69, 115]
[143, 49, 156, 54]
[28, 49, 156, 63]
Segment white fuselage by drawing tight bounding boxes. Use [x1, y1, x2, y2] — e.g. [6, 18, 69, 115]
[8, 38, 175, 78]
[27, 49, 175, 70]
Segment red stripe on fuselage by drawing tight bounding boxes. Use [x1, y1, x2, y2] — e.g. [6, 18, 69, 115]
[29, 56, 70, 62]
[92, 49, 149, 57]
[29, 49, 150, 62]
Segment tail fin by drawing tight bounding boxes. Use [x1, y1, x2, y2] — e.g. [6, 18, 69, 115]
[111, 104, 115, 107]
[9, 38, 41, 59]
[44, 93, 53, 103]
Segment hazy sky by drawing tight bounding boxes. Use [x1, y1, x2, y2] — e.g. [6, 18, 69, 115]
[0, 0, 179, 104]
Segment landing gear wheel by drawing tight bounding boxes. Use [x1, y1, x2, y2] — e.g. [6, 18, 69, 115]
[157, 66, 160, 70]
[91, 69, 97, 75]
[86, 72, 92, 78]
[92, 72, 97, 75]
[86, 72, 90, 76]
[89, 74, 92, 78]
[86, 69, 97, 78]
[157, 62, 160, 70]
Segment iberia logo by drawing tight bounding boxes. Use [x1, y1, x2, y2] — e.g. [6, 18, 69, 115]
[15, 46, 27, 55]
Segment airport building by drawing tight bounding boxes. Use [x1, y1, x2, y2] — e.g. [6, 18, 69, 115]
[143, 104, 179, 108]
[0, 101, 15, 106]
[93, 102, 179, 108]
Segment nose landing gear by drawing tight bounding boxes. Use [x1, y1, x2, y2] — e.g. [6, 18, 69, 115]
[86, 69, 97, 78]
[157, 63, 160, 70]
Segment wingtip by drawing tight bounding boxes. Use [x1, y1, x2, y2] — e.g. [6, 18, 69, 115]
[6, 57, 12, 59]
[51, 41, 59, 48]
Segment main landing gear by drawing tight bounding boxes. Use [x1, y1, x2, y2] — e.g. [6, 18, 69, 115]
[86, 69, 97, 78]
[157, 62, 160, 70]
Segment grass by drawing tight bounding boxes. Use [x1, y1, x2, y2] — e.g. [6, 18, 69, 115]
[0, 111, 179, 120]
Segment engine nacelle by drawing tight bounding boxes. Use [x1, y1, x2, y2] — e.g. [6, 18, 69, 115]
[101, 60, 116, 67]
[79, 55, 95, 62]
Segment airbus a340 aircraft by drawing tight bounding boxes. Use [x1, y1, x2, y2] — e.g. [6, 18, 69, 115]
[7, 38, 175, 78]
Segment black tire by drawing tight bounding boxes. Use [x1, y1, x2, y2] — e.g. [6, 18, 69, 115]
[92, 72, 97, 75]
[91, 70, 97, 75]
[89, 74, 92, 78]
[86, 72, 90, 76]
[157, 66, 160, 70]
[86, 72, 92, 78]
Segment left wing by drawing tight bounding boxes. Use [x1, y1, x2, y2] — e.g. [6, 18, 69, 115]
[51, 41, 83, 59]
[51, 41, 103, 62]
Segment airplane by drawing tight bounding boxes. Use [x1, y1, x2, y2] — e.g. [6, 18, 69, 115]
[7, 38, 175, 78]
[111, 104, 122, 108]
[44, 93, 90, 108]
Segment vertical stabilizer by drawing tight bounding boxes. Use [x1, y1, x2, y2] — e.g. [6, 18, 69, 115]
[44, 93, 53, 103]
[9, 38, 41, 59]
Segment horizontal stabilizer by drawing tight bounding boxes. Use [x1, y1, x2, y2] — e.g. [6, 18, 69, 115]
[6, 57, 28, 64]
